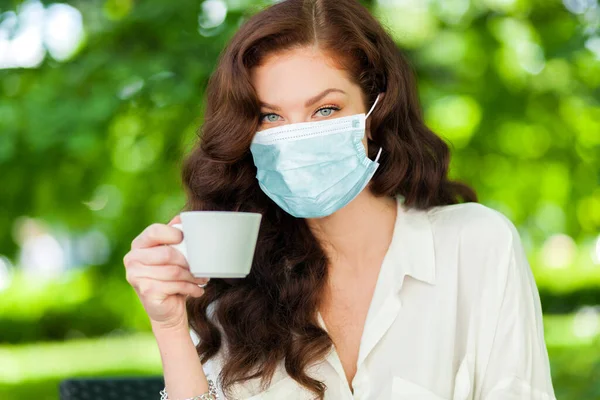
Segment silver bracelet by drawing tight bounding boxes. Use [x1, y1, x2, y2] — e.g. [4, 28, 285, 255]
[159, 378, 219, 400]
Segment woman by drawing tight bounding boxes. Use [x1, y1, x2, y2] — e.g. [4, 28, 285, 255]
[123, 0, 556, 399]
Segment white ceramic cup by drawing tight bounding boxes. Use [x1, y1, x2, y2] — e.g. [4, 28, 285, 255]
[169, 211, 262, 278]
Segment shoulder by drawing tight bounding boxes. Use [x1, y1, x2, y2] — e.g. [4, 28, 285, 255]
[421, 203, 527, 308]
[425, 202, 519, 252]
[418, 202, 523, 284]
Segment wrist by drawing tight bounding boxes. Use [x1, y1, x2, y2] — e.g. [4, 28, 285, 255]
[152, 321, 196, 360]
[151, 318, 190, 336]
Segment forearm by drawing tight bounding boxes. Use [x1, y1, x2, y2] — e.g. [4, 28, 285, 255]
[152, 322, 209, 399]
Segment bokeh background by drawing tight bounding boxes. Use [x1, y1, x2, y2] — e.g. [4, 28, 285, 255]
[0, 0, 599, 398]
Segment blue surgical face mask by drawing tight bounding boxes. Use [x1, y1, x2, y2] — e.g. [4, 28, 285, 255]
[250, 94, 382, 218]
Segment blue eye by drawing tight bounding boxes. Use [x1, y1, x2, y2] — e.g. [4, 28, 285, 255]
[316, 107, 339, 117]
[261, 113, 281, 123]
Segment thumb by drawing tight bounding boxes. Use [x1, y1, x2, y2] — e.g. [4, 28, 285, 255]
[168, 214, 182, 226]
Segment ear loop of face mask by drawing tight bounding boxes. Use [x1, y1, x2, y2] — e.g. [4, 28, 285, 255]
[365, 94, 383, 163]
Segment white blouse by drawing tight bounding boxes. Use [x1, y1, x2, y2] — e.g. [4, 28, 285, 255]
[192, 199, 557, 399]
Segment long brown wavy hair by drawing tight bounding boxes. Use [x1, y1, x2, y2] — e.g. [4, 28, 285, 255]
[182, 0, 477, 398]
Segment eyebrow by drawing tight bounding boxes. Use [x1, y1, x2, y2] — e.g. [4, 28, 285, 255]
[260, 88, 347, 111]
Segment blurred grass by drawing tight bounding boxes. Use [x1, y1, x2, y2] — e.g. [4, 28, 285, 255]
[0, 315, 598, 400]
[0, 333, 162, 400]
[0, 333, 161, 384]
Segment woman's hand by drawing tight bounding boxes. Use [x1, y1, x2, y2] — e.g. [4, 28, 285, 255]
[123, 215, 209, 330]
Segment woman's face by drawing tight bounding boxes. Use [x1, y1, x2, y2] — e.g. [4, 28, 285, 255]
[250, 46, 370, 145]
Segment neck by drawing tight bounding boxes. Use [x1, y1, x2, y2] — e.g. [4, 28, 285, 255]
[307, 190, 397, 271]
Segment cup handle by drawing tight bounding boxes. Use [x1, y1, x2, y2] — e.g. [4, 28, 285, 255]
[168, 223, 188, 260]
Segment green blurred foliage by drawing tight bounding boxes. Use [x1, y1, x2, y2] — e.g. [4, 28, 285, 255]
[0, 0, 596, 279]
[0, 0, 599, 398]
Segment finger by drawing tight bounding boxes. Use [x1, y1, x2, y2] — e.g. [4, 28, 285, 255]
[168, 215, 182, 226]
[127, 264, 209, 285]
[131, 223, 183, 249]
[136, 279, 205, 298]
[125, 245, 189, 269]
[163, 281, 205, 298]
[125, 263, 188, 282]
[157, 280, 206, 297]
[195, 277, 210, 287]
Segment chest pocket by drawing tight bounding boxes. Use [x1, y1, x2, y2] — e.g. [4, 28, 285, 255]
[392, 376, 446, 400]
[392, 354, 473, 400]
